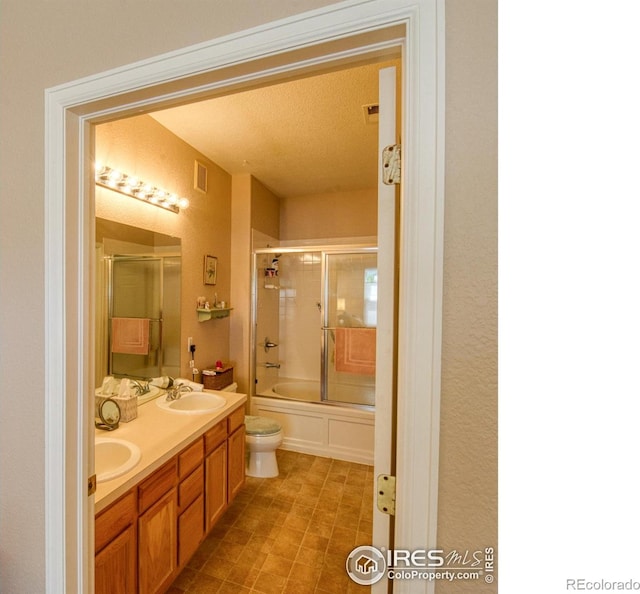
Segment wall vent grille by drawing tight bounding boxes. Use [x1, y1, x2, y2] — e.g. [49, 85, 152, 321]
[194, 160, 208, 193]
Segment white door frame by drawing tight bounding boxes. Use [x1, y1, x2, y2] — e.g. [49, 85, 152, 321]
[44, 1, 445, 592]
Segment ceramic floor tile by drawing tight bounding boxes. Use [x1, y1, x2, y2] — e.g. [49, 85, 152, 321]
[252, 570, 288, 594]
[224, 562, 259, 588]
[186, 573, 224, 593]
[295, 545, 326, 568]
[173, 450, 372, 593]
[270, 539, 301, 561]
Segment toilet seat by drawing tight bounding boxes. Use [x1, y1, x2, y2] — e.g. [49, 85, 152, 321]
[245, 415, 281, 436]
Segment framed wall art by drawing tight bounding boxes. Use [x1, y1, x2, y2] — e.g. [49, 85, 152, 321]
[204, 255, 217, 285]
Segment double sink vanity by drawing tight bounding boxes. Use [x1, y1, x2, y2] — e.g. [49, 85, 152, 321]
[94, 387, 247, 594]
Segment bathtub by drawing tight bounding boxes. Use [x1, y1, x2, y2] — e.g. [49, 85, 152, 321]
[253, 379, 375, 464]
[269, 380, 375, 407]
[269, 380, 319, 402]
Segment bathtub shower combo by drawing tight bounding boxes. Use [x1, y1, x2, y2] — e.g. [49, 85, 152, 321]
[251, 247, 376, 464]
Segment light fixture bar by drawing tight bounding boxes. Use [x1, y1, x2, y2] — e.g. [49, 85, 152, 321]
[95, 165, 189, 213]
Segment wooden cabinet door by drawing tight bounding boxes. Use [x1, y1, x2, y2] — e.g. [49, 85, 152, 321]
[227, 425, 245, 503]
[205, 441, 227, 531]
[178, 494, 205, 567]
[138, 488, 177, 594]
[95, 523, 137, 594]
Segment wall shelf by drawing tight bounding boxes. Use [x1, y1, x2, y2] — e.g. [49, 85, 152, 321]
[197, 307, 232, 322]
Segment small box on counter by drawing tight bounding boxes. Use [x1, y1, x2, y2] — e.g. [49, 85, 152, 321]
[202, 366, 234, 390]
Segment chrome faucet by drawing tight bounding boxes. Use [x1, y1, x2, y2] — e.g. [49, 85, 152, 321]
[165, 384, 193, 401]
[264, 362, 281, 369]
[130, 380, 150, 396]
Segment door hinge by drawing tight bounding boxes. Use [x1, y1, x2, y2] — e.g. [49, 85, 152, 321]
[88, 474, 97, 497]
[382, 144, 401, 185]
[377, 474, 396, 515]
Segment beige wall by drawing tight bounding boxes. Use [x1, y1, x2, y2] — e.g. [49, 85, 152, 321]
[230, 173, 253, 394]
[0, 2, 497, 593]
[251, 177, 281, 238]
[228, 174, 283, 395]
[436, 1, 498, 592]
[280, 188, 377, 240]
[96, 115, 232, 377]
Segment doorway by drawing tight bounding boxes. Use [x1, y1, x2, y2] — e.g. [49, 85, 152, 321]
[44, 3, 444, 592]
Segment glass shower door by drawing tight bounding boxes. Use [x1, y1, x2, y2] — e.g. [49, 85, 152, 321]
[322, 251, 377, 407]
[110, 257, 162, 378]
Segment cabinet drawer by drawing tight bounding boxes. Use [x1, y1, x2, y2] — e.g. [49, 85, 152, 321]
[179, 465, 204, 511]
[228, 406, 245, 434]
[95, 490, 137, 553]
[138, 459, 178, 514]
[205, 420, 227, 454]
[179, 438, 204, 479]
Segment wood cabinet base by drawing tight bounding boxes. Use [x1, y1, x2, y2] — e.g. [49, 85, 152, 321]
[95, 410, 246, 594]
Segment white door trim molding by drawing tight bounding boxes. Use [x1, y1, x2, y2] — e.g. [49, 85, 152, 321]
[44, 1, 444, 592]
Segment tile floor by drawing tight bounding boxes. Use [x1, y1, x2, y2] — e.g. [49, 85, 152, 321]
[168, 449, 374, 593]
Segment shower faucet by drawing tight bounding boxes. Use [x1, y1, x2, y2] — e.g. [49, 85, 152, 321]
[262, 337, 279, 352]
[264, 362, 281, 369]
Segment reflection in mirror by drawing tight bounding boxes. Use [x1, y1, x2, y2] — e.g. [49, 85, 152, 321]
[95, 218, 181, 388]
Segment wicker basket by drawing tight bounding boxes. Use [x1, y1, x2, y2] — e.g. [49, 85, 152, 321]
[202, 367, 234, 390]
[95, 394, 138, 423]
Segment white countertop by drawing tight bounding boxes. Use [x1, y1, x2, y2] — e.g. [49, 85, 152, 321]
[94, 389, 247, 513]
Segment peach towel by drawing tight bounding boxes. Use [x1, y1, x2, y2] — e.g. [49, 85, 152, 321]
[335, 327, 376, 375]
[111, 317, 150, 355]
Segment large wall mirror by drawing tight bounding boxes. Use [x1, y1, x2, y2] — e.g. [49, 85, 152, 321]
[95, 218, 182, 387]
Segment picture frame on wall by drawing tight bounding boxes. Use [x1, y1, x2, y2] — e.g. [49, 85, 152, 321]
[204, 255, 217, 285]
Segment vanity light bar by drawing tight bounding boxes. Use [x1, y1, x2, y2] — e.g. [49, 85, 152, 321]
[95, 165, 189, 213]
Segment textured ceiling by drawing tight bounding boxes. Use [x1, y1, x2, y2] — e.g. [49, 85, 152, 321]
[150, 60, 399, 199]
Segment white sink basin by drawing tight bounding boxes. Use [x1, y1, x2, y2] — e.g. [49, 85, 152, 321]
[156, 391, 226, 414]
[95, 437, 141, 482]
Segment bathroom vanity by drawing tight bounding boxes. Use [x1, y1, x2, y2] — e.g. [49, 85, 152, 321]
[94, 390, 246, 594]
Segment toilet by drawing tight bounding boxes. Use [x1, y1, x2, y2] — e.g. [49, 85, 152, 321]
[219, 384, 282, 478]
[244, 415, 283, 478]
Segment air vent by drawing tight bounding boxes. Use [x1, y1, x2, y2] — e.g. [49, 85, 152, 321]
[362, 103, 379, 124]
[194, 160, 208, 193]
